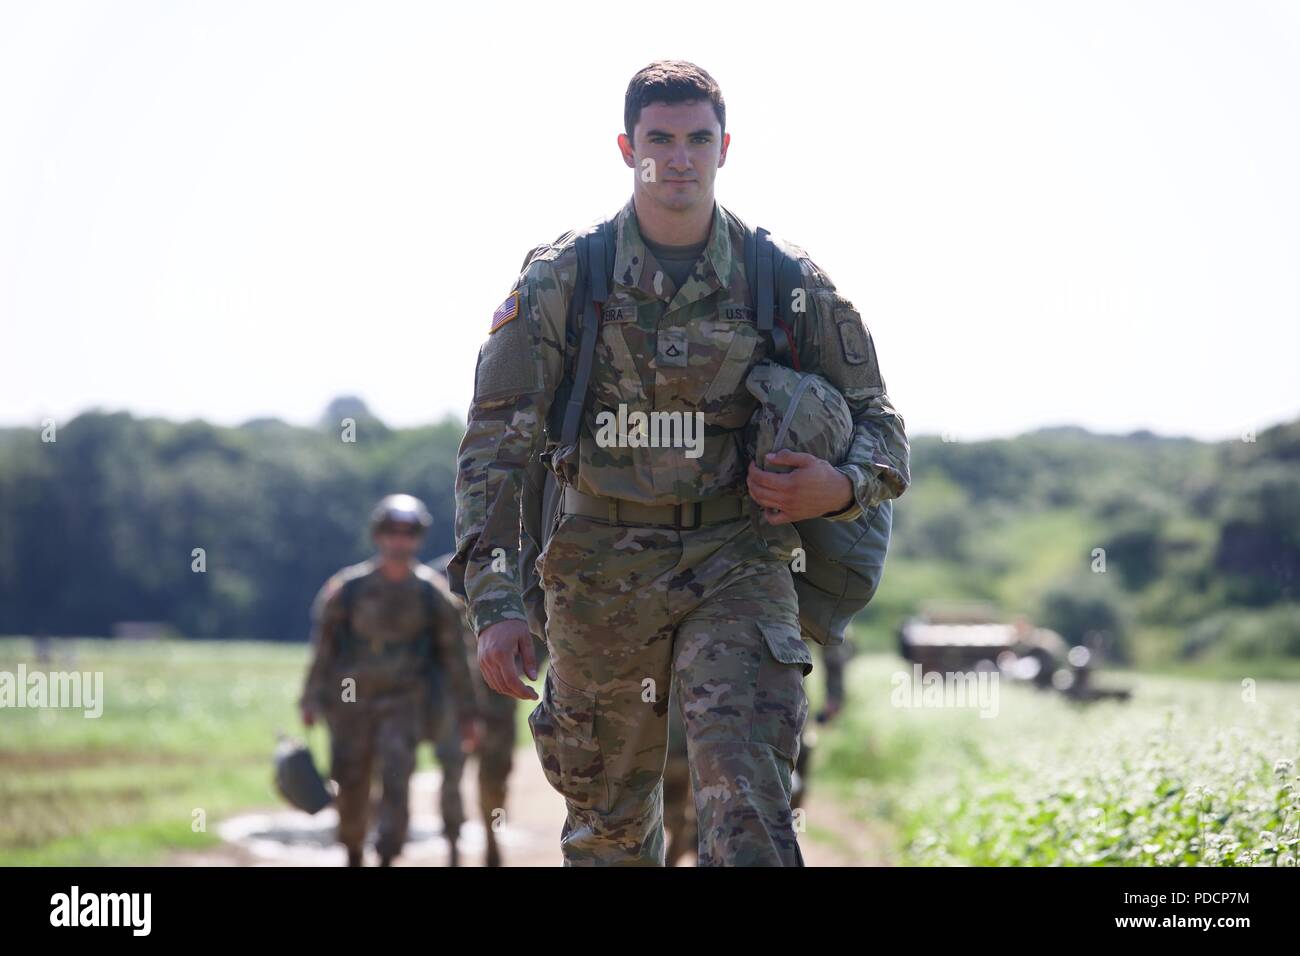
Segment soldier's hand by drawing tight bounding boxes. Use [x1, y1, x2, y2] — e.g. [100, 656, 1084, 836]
[747, 450, 855, 524]
[478, 620, 539, 701]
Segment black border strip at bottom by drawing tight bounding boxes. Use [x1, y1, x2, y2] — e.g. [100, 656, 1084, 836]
[0, 864, 1283, 941]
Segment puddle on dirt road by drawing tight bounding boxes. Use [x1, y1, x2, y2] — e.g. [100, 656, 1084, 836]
[191, 757, 876, 866]
[214, 770, 544, 866]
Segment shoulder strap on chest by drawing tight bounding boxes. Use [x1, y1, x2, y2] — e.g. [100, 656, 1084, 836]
[744, 226, 804, 370]
[339, 574, 361, 617]
[419, 576, 438, 619]
[333, 574, 364, 650]
[558, 216, 615, 449]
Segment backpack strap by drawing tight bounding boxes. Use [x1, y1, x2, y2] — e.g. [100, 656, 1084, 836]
[339, 574, 360, 617]
[334, 574, 362, 654]
[746, 225, 801, 370]
[558, 218, 613, 449]
[418, 574, 441, 666]
[772, 236, 805, 371]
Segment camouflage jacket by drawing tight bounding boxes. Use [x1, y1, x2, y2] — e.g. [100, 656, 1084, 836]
[451, 195, 910, 635]
[299, 559, 479, 721]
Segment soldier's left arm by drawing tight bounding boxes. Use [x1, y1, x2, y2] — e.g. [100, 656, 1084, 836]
[791, 254, 911, 521]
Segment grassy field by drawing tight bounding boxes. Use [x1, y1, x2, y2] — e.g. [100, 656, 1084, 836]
[0, 637, 530, 865]
[812, 652, 1300, 865]
[3, 637, 1298, 866]
[1, 638, 307, 864]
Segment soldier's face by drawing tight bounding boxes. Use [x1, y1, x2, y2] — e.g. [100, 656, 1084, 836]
[374, 524, 422, 562]
[620, 100, 729, 213]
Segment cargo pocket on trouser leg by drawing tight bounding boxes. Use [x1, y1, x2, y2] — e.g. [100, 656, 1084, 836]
[528, 667, 607, 812]
[689, 617, 812, 866]
[753, 620, 813, 763]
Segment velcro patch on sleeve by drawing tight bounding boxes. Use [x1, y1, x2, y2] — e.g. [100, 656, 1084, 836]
[822, 298, 884, 391]
[835, 308, 873, 365]
[489, 290, 520, 333]
[474, 285, 541, 403]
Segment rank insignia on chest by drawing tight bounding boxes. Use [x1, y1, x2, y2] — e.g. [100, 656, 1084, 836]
[489, 290, 520, 333]
[657, 327, 689, 367]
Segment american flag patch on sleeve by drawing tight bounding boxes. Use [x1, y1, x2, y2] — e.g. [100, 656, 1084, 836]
[489, 290, 520, 333]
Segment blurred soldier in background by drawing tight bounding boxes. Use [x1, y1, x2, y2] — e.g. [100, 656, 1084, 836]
[299, 495, 480, 867]
[430, 552, 523, 867]
[663, 639, 851, 866]
[423, 584, 477, 868]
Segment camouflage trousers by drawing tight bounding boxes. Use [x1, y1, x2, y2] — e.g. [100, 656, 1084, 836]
[325, 685, 424, 860]
[531, 510, 812, 866]
[664, 686, 818, 865]
[425, 670, 467, 840]
[432, 667, 517, 838]
[662, 695, 696, 866]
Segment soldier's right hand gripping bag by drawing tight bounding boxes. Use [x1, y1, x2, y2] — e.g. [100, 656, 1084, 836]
[744, 360, 893, 646]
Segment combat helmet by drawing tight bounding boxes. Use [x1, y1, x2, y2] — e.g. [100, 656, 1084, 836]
[744, 360, 893, 645]
[273, 735, 333, 814]
[369, 493, 433, 533]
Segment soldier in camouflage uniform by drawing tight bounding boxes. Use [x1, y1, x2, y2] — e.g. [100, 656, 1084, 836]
[450, 61, 909, 866]
[429, 553, 523, 867]
[300, 495, 480, 867]
[423, 616, 479, 867]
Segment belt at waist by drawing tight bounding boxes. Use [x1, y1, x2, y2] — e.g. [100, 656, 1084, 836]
[561, 486, 746, 530]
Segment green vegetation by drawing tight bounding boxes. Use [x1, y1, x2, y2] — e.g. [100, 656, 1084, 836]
[0, 399, 465, 642]
[2, 402, 1297, 864]
[814, 653, 1300, 866]
[862, 421, 1300, 672]
[0, 638, 306, 864]
[3, 637, 1296, 866]
[2, 407, 1296, 672]
[0, 637, 530, 865]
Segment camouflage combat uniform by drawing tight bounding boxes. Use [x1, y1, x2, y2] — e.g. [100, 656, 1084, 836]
[300, 559, 478, 862]
[452, 196, 909, 866]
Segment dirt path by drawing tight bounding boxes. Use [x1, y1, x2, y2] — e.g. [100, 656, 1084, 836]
[170, 750, 891, 867]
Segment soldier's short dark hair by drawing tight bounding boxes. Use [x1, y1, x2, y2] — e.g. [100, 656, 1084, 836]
[624, 60, 726, 141]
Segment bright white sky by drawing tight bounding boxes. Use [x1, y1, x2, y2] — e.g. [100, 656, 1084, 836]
[2, 0, 1297, 441]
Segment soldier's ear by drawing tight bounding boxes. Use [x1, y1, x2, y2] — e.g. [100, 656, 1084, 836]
[617, 133, 636, 168]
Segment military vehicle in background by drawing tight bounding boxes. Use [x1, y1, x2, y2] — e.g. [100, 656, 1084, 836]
[898, 603, 1131, 702]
